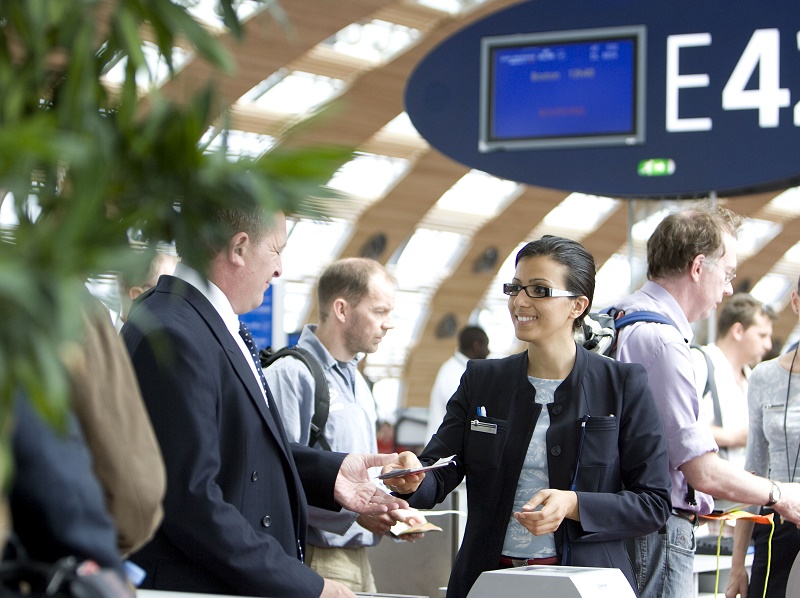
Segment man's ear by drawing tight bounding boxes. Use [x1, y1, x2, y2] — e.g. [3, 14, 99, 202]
[228, 232, 249, 267]
[332, 297, 348, 323]
[792, 291, 800, 315]
[729, 321, 745, 341]
[689, 255, 705, 282]
[128, 286, 145, 301]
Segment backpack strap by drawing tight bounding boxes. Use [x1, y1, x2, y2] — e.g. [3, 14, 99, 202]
[260, 346, 332, 451]
[691, 345, 722, 426]
[613, 310, 678, 330]
[606, 307, 697, 506]
[691, 345, 726, 463]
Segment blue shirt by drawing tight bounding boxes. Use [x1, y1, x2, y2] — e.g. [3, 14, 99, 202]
[264, 324, 380, 548]
[614, 281, 718, 514]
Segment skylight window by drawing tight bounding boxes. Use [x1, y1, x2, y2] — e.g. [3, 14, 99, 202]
[476, 243, 525, 356]
[324, 20, 421, 64]
[327, 153, 410, 201]
[736, 217, 782, 258]
[783, 239, 800, 264]
[381, 112, 422, 137]
[750, 273, 795, 311]
[435, 170, 520, 218]
[102, 42, 192, 89]
[179, 0, 264, 30]
[243, 71, 345, 115]
[201, 128, 276, 159]
[412, 0, 493, 15]
[543, 193, 620, 233]
[595, 253, 639, 308]
[281, 218, 352, 282]
[391, 228, 467, 290]
[631, 207, 672, 243]
[768, 186, 800, 217]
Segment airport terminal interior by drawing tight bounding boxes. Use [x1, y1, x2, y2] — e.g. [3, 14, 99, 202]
[4, 0, 797, 419]
[4, 1, 800, 597]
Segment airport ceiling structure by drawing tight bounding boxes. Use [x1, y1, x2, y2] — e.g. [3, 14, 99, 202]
[74, 0, 800, 414]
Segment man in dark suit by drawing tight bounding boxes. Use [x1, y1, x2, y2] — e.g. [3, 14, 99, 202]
[122, 210, 405, 598]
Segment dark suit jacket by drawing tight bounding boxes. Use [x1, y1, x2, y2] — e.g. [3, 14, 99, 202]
[9, 393, 127, 581]
[123, 275, 345, 597]
[408, 346, 671, 598]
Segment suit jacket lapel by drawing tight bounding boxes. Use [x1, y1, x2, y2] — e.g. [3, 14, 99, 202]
[161, 277, 294, 463]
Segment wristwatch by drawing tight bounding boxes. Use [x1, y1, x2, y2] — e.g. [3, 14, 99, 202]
[765, 480, 782, 507]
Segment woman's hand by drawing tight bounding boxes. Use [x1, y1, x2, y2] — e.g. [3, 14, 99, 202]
[513, 489, 579, 536]
[725, 565, 749, 598]
[380, 451, 426, 494]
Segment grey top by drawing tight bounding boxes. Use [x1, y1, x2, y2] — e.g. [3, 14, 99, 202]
[265, 324, 380, 548]
[745, 357, 800, 485]
[501, 376, 561, 559]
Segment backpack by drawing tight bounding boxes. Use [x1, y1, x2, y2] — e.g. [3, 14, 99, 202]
[577, 308, 680, 357]
[259, 346, 332, 451]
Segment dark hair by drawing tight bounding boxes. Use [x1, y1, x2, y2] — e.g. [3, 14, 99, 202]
[175, 207, 274, 265]
[717, 293, 776, 337]
[514, 235, 595, 331]
[317, 257, 395, 322]
[647, 204, 742, 280]
[458, 326, 488, 354]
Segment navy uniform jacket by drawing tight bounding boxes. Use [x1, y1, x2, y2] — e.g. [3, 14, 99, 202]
[123, 276, 345, 597]
[408, 346, 671, 598]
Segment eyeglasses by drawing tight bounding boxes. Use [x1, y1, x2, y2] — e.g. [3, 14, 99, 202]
[503, 283, 579, 299]
[705, 260, 737, 285]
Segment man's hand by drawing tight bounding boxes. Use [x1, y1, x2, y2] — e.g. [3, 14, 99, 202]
[513, 489, 579, 536]
[772, 482, 800, 525]
[335, 453, 408, 515]
[320, 578, 357, 597]
[379, 451, 426, 495]
[357, 507, 427, 540]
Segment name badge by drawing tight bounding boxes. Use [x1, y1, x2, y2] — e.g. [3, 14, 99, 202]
[470, 419, 497, 434]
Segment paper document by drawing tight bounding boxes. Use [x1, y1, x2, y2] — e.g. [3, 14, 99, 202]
[377, 455, 456, 480]
[389, 520, 442, 537]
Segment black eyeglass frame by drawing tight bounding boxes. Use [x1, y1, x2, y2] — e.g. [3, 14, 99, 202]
[503, 283, 580, 299]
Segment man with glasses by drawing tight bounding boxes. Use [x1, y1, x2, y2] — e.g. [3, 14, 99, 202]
[611, 204, 800, 598]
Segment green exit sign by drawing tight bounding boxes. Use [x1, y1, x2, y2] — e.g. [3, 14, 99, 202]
[638, 159, 676, 177]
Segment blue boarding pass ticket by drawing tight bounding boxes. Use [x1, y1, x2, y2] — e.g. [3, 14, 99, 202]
[377, 454, 456, 480]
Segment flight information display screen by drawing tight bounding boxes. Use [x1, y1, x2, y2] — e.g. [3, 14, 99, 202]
[479, 25, 646, 152]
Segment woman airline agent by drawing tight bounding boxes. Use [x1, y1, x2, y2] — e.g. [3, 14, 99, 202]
[384, 236, 671, 598]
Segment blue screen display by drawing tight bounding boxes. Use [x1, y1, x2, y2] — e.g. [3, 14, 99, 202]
[483, 31, 642, 150]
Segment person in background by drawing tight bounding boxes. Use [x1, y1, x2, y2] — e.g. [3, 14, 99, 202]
[425, 325, 490, 443]
[726, 277, 800, 598]
[693, 293, 775, 473]
[612, 204, 800, 598]
[8, 391, 134, 597]
[70, 293, 166, 559]
[122, 208, 406, 598]
[115, 249, 178, 331]
[382, 235, 672, 598]
[265, 257, 424, 593]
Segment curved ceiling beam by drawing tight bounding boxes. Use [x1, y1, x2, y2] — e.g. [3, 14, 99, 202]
[280, 0, 521, 150]
[158, 0, 396, 111]
[404, 185, 569, 407]
[579, 202, 629, 270]
[341, 150, 470, 260]
[734, 216, 800, 294]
